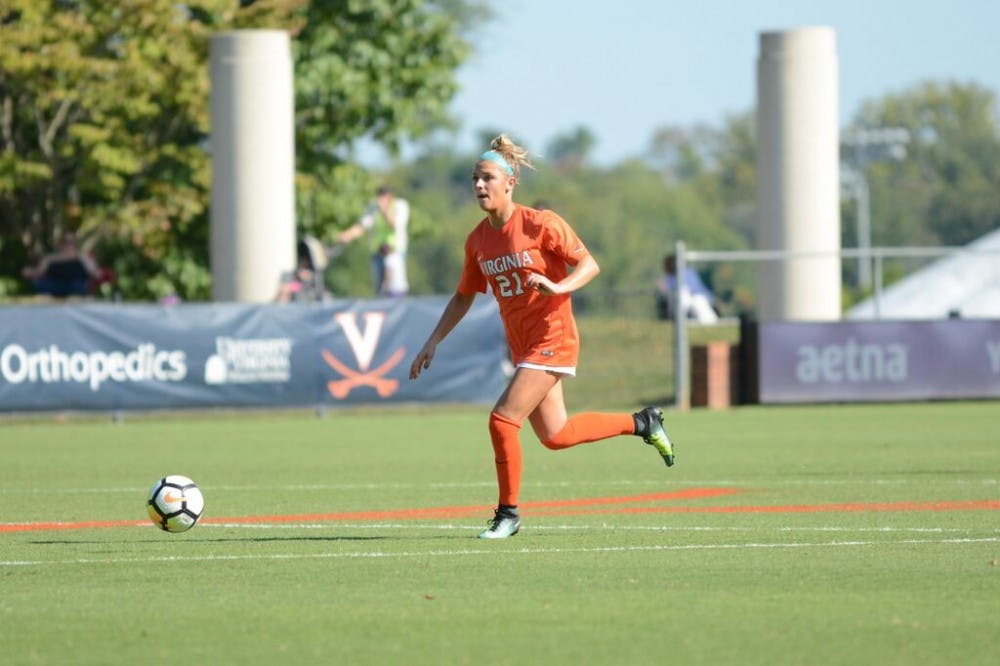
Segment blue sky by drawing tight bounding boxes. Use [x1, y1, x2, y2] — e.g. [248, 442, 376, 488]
[429, 0, 1000, 165]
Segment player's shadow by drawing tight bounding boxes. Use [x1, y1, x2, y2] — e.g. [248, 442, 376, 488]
[30, 533, 463, 545]
[184, 535, 392, 543]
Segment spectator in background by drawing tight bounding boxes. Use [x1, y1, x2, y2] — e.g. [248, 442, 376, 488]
[335, 185, 409, 297]
[22, 230, 101, 297]
[380, 245, 409, 298]
[275, 238, 328, 303]
[656, 252, 719, 323]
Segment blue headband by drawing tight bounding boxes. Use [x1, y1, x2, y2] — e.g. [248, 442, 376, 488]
[479, 150, 514, 176]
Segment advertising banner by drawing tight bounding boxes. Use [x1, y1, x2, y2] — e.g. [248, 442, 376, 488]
[757, 319, 1000, 403]
[0, 297, 509, 413]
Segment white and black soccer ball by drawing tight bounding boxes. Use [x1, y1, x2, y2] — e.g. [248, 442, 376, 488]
[147, 475, 205, 533]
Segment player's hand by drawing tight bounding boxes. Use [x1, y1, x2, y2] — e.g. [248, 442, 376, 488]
[409, 342, 437, 380]
[524, 272, 561, 295]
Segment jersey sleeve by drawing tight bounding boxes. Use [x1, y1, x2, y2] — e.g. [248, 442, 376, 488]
[456, 230, 487, 295]
[542, 211, 590, 266]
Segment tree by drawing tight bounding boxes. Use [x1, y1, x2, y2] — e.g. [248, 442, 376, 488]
[0, 0, 305, 298]
[850, 81, 1000, 246]
[0, 0, 473, 299]
[545, 126, 596, 170]
[645, 113, 757, 245]
[291, 1, 473, 296]
[646, 123, 715, 183]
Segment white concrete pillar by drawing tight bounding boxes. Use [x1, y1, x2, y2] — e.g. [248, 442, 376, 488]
[210, 31, 296, 302]
[756, 27, 841, 321]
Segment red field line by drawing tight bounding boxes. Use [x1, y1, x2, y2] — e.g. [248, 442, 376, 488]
[207, 487, 738, 525]
[0, 519, 149, 532]
[3, 491, 998, 533]
[0, 488, 731, 533]
[529, 499, 1000, 517]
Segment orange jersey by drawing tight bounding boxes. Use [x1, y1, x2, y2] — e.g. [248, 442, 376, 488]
[457, 205, 591, 368]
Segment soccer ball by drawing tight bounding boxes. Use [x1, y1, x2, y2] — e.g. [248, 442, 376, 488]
[147, 475, 205, 533]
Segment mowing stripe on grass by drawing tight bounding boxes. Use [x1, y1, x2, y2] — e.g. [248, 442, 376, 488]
[1, 478, 995, 495]
[0, 488, 733, 533]
[209, 487, 739, 526]
[200, 523, 998, 534]
[3, 537, 998, 568]
[2, 491, 998, 534]
[528, 499, 1000, 516]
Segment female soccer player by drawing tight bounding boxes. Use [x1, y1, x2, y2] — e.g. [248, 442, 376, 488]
[409, 135, 675, 539]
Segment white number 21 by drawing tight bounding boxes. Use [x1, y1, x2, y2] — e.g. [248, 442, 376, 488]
[495, 272, 524, 298]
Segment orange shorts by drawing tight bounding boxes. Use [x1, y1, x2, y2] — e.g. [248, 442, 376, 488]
[505, 311, 580, 371]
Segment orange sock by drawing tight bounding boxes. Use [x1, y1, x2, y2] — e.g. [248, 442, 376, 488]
[541, 412, 635, 450]
[488, 411, 523, 506]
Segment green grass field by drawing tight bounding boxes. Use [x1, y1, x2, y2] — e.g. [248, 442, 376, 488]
[2, 401, 998, 665]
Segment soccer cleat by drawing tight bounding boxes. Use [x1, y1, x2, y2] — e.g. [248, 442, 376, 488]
[477, 508, 521, 539]
[634, 406, 675, 467]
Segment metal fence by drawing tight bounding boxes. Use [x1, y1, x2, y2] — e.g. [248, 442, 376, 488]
[671, 241, 1000, 408]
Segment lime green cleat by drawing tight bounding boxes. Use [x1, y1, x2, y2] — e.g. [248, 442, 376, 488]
[478, 508, 521, 539]
[634, 406, 675, 467]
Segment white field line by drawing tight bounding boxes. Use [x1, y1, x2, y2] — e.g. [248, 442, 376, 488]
[2, 536, 998, 568]
[1, 478, 997, 494]
[200, 523, 1000, 534]
[2, 523, 991, 533]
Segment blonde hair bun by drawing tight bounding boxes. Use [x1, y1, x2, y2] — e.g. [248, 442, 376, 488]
[485, 134, 534, 177]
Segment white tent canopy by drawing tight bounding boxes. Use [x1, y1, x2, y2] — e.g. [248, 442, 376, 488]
[846, 227, 1000, 320]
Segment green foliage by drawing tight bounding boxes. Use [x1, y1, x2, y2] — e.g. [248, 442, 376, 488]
[291, 0, 471, 258]
[401, 137, 750, 315]
[545, 125, 597, 169]
[851, 81, 1000, 247]
[2, 1, 998, 309]
[424, 83, 1000, 311]
[0, 0, 470, 300]
[0, 0, 302, 300]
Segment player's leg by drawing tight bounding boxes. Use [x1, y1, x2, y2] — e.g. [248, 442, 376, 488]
[633, 406, 676, 467]
[530, 381, 634, 449]
[528, 389, 675, 466]
[479, 367, 560, 539]
[514, 324, 675, 464]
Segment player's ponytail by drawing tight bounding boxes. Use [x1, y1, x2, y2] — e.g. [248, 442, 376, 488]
[480, 134, 534, 179]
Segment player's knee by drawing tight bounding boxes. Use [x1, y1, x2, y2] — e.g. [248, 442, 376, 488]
[540, 436, 562, 450]
[489, 410, 521, 435]
[541, 423, 574, 450]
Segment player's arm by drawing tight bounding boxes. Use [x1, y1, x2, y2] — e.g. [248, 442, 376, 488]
[526, 253, 600, 296]
[409, 291, 476, 379]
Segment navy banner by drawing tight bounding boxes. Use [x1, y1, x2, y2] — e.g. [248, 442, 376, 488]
[0, 297, 510, 412]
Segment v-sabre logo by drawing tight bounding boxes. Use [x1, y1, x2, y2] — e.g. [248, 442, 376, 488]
[322, 312, 405, 398]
